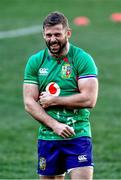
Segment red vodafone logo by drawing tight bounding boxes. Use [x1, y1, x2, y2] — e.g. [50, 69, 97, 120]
[46, 82, 60, 96]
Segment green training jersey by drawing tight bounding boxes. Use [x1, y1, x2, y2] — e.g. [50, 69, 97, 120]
[24, 43, 98, 140]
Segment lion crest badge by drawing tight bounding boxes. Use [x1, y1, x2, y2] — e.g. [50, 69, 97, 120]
[39, 157, 46, 170]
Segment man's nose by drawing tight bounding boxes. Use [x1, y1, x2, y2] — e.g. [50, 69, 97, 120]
[50, 35, 57, 42]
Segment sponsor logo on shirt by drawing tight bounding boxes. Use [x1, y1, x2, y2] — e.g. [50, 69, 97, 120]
[39, 68, 48, 76]
[61, 64, 72, 78]
[46, 82, 60, 96]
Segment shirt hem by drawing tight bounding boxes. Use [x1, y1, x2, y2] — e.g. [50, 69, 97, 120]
[37, 134, 91, 141]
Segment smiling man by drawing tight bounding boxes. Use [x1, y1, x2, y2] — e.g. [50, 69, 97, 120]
[23, 11, 98, 180]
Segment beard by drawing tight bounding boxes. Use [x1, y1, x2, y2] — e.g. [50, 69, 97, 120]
[45, 38, 67, 56]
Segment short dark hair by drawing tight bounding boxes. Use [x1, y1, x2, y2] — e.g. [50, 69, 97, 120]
[43, 11, 69, 30]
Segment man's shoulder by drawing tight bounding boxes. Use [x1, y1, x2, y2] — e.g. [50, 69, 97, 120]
[70, 43, 87, 57]
[27, 49, 46, 66]
[29, 49, 46, 60]
[70, 44, 92, 62]
[70, 43, 83, 51]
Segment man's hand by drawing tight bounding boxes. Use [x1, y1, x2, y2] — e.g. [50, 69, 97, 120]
[39, 92, 55, 108]
[52, 122, 75, 139]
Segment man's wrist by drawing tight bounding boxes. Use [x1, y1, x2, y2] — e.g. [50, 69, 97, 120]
[52, 95, 62, 106]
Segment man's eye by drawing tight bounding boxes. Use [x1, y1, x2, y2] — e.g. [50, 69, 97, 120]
[55, 34, 61, 37]
[46, 34, 51, 38]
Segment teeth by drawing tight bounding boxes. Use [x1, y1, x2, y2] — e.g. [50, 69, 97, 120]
[51, 44, 58, 47]
[52, 43, 58, 45]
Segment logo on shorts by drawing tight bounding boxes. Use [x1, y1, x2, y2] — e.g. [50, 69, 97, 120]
[46, 82, 60, 96]
[78, 155, 87, 162]
[39, 157, 46, 170]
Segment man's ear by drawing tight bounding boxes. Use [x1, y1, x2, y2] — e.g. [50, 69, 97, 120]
[42, 31, 46, 39]
[66, 28, 72, 38]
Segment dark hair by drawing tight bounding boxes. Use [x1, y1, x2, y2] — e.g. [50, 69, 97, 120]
[43, 11, 69, 30]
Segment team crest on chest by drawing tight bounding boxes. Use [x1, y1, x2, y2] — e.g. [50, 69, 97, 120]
[61, 63, 72, 78]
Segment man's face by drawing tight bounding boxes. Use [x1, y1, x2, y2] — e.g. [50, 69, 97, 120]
[43, 24, 71, 55]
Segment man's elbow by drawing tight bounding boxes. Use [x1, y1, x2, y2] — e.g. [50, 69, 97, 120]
[24, 104, 29, 113]
[88, 101, 96, 108]
[24, 100, 33, 113]
[84, 99, 97, 108]
[86, 93, 98, 108]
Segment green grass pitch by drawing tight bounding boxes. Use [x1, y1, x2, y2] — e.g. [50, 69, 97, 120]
[0, 0, 121, 179]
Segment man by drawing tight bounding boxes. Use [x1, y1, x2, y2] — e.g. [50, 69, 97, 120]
[23, 11, 98, 180]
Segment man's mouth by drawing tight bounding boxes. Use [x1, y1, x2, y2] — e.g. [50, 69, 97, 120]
[50, 43, 60, 50]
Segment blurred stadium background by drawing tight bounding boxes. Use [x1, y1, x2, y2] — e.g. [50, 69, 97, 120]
[0, 0, 121, 179]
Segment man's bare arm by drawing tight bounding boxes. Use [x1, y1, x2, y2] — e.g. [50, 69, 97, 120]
[39, 78, 98, 109]
[23, 84, 75, 138]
